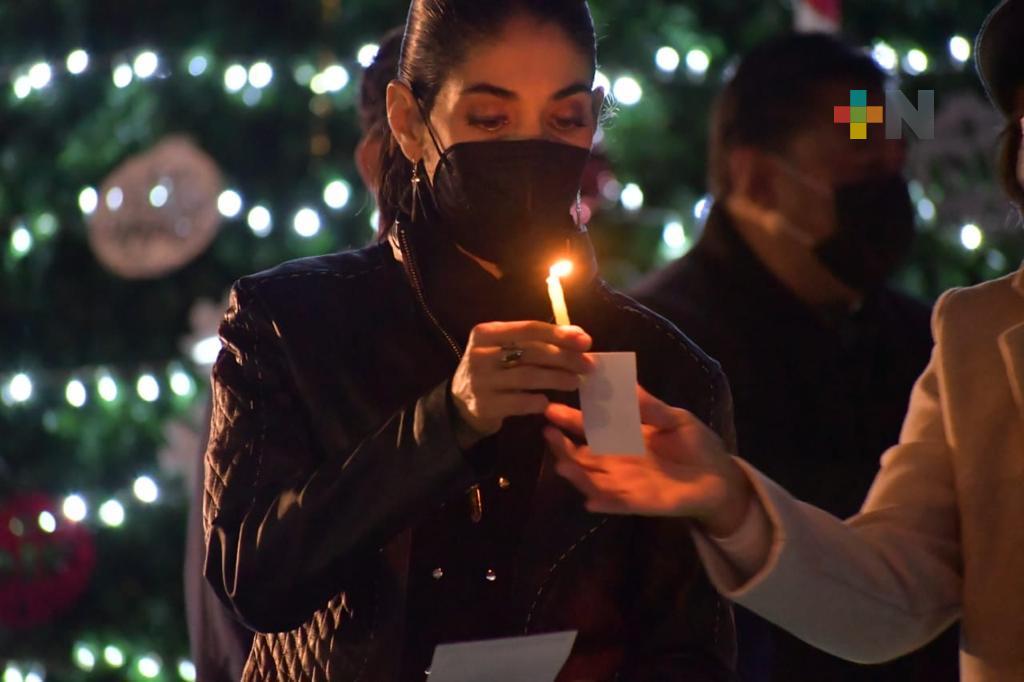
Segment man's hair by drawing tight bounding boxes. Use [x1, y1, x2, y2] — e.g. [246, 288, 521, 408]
[708, 33, 887, 197]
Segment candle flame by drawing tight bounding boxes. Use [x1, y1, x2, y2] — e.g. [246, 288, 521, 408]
[550, 260, 573, 279]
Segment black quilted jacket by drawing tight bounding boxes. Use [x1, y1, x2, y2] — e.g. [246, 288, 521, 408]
[203, 216, 739, 681]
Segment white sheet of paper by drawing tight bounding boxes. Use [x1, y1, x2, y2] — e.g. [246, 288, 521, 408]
[579, 352, 645, 456]
[426, 631, 577, 682]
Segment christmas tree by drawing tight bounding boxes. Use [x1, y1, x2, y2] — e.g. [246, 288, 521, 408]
[1, 1, 1018, 680]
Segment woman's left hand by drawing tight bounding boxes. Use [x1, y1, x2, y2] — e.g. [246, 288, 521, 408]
[543, 386, 753, 536]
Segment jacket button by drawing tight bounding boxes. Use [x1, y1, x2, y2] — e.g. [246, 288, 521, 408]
[432, 567, 444, 580]
[485, 569, 497, 582]
[498, 476, 511, 489]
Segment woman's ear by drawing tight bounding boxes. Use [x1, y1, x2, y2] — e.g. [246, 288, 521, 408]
[386, 80, 424, 164]
[590, 85, 606, 125]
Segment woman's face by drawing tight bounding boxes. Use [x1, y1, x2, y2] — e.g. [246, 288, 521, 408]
[392, 14, 603, 181]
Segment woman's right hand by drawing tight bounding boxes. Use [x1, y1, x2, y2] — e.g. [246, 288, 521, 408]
[451, 321, 595, 439]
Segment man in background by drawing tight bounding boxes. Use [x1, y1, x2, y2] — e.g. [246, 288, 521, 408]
[632, 33, 958, 682]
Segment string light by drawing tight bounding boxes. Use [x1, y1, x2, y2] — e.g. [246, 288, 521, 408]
[612, 75, 642, 106]
[97, 374, 119, 402]
[13, 76, 32, 99]
[63, 494, 88, 523]
[28, 62, 52, 90]
[106, 187, 124, 211]
[960, 223, 983, 250]
[67, 49, 90, 74]
[11, 227, 33, 255]
[662, 221, 687, 250]
[73, 645, 96, 671]
[98, 499, 125, 527]
[310, 64, 348, 94]
[655, 47, 680, 73]
[3, 665, 23, 682]
[248, 62, 273, 89]
[293, 207, 321, 238]
[149, 184, 170, 208]
[133, 51, 159, 79]
[38, 510, 57, 533]
[217, 190, 243, 218]
[685, 48, 711, 76]
[66, 379, 88, 408]
[694, 196, 710, 221]
[112, 63, 133, 88]
[324, 180, 351, 210]
[79, 187, 99, 214]
[23, 672, 40, 682]
[133, 476, 159, 504]
[593, 70, 611, 94]
[620, 183, 644, 211]
[917, 198, 937, 222]
[169, 369, 194, 397]
[136, 374, 160, 402]
[948, 36, 971, 64]
[137, 656, 160, 679]
[247, 205, 273, 237]
[357, 44, 379, 68]
[223, 64, 247, 93]
[103, 646, 125, 668]
[178, 660, 197, 681]
[187, 55, 208, 77]
[5, 373, 33, 404]
[191, 336, 221, 365]
[904, 49, 929, 75]
[872, 41, 899, 73]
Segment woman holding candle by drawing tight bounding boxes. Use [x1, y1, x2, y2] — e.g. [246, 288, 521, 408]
[545, 1, 1024, 678]
[202, 1, 738, 680]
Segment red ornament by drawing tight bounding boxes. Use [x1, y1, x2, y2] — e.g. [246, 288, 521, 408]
[0, 493, 96, 628]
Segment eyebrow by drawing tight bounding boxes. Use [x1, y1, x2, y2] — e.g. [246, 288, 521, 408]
[460, 81, 593, 101]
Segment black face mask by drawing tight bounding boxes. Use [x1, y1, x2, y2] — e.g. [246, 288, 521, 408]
[814, 174, 916, 291]
[414, 108, 591, 277]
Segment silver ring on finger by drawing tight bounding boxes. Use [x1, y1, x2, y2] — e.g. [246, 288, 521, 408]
[499, 345, 525, 370]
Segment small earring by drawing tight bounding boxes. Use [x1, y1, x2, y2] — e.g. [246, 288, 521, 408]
[410, 163, 421, 222]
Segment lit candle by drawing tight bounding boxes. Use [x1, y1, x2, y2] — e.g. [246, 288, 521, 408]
[547, 260, 573, 326]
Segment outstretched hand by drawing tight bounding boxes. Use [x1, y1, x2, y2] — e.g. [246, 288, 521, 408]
[543, 386, 752, 537]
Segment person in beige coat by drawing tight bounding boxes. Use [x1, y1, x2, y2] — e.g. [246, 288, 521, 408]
[542, 1, 1024, 679]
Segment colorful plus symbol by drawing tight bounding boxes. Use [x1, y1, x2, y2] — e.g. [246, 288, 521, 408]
[833, 90, 884, 140]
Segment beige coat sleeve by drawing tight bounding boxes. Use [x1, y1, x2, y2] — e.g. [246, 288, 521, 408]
[694, 290, 963, 664]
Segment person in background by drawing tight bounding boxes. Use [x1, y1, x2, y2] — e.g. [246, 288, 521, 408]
[631, 32, 956, 682]
[545, 2, 1024, 679]
[182, 27, 405, 681]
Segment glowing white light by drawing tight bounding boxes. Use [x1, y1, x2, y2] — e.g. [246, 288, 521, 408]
[136, 374, 160, 402]
[38, 510, 57, 533]
[13, 76, 32, 99]
[4, 665, 23, 682]
[98, 499, 125, 527]
[904, 49, 929, 75]
[948, 36, 971, 64]
[311, 65, 349, 94]
[685, 49, 711, 75]
[655, 47, 680, 73]
[63, 494, 87, 522]
[188, 56, 208, 77]
[7, 373, 33, 403]
[133, 51, 159, 79]
[248, 62, 274, 89]
[917, 198, 936, 222]
[357, 44, 380, 68]
[106, 187, 124, 211]
[694, 197, 709, 220]
[247, 206, 272, 237]
[74, 645, 96, 670]
[170, 370, 194, 397]
[149, 184, 169, 208]
[872, 42, 898, 72]
[242, 87, 261, 107]
[662, 221, 687, 250]
[66, 379, 87, 408]
[293, 207, 321, 237]
[224, 64, 248, 93]
[113, 63, 133, 88]
[138, 656, 160, 679]
[79, 187, 99, 214]
[620, 183, 644, 211]
[191, 336, 222, 365]
[36, 212, 58, 237]
[593, 70, 611, 94]
[134, 475, 159, 504]
[324, 180, 351, 210]
[217, 190, 243, 218]
[67, 49, 90, 74]
[178, 660, 197, 681]
[370, 209, 381, 232]
[960, 223, 983, 251]
[104, 645, 125, 667]
[23, 673, 40, 682]
[28, 62, 52, 89]
[293, 64, 316, 86]
[98, 375, 118, 402]
[612, 76, 642, 106]
[12, 227, 33, 255]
